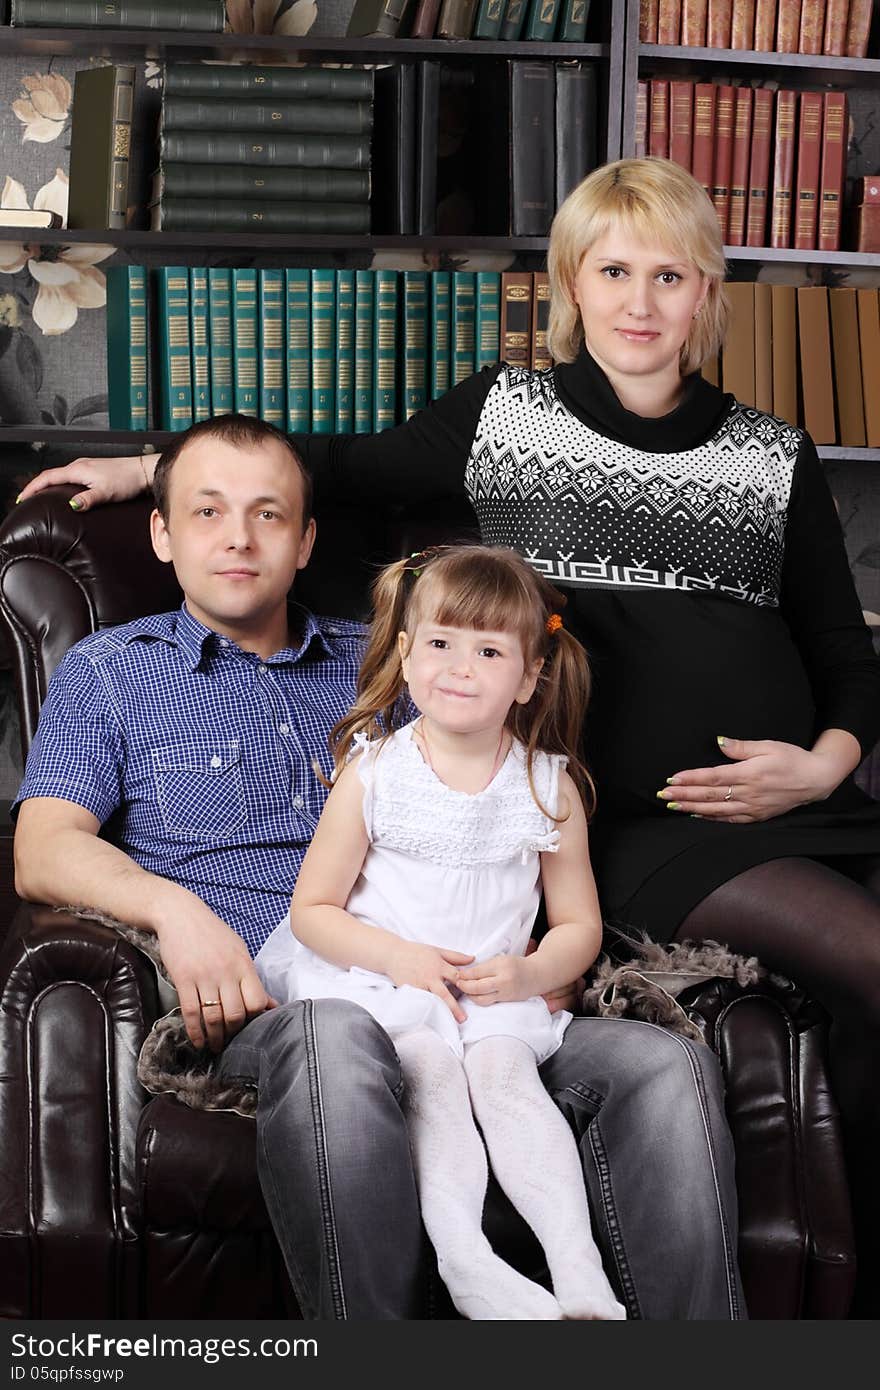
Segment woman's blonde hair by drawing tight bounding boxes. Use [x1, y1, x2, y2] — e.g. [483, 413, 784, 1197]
[547, 157, 729, 374]
[330, 545, 596, 818]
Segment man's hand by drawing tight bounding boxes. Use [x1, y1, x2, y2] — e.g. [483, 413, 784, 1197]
[16, 454, 150, 512]
[386, 941, 475, 1023]
[156, 904, 276, 1053]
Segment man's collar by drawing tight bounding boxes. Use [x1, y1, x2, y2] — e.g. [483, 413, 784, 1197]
[169, 602, 336, 672]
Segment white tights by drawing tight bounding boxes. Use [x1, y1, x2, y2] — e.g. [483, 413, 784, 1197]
[395, 1028, 627, 1321]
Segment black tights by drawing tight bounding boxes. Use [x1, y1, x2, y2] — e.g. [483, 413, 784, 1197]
[673, 854, 880, 1312]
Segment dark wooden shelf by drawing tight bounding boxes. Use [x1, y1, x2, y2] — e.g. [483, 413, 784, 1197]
[639, 42, 880, 86]
[724, 246, 880, 268]
[0, 27, 607, 61]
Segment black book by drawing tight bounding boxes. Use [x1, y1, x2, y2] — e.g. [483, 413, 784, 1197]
[510, 61, 555, 237]
[554, 61, 598, 210]
[162, 63, 374, 102]
[416, 61, 441, 236]
[372, 63, 417, 235]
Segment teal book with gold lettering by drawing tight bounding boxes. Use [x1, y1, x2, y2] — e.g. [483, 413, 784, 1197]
[259, 268, 285, 428]
[452, 271, 475, 387]
[499, 0, 527, 38]
[310, 268, 336, 434]
[473, 0, 504, 36]
[207, 268, 232, 415]
[335, 269, 355, 433]
[232, 268, 258, 417]
[155, 266, 192, 432]
[557, 0, 590, 40]
[402, 271, 428, 420]
[430, 271, 451, 400]
[373, 269, 398, 431]
[354, 270, 375, 434]
[523, 0, 560, 39]
[285, 269, 310, 433]
[189, 266, 210, 422]
[475, 272, 501, 372]
[106, 264, 149, 430]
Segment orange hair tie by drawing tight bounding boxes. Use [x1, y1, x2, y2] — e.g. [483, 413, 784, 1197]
[546, 613, 563, 636]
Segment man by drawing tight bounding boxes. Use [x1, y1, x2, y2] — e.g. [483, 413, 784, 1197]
[13, 414, 744, 1320]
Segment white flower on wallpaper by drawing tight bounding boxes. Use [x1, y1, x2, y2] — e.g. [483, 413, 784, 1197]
[1, 169, 69, 226]
[226, 0, 318, 34]
[0, 213, 113, 336]
[11, 73, 72, 144]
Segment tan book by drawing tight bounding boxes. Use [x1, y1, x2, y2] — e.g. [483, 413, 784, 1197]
[776, 0, 800, 50]
[730, 0, 755, 48]
[681, 0, 707, 44]
[658, 0, 682, 43]
[829, 288, 866, 448]
[753, 281, 773, 412]
[798, 0, 825, 53]
[722, 280, 756, 405]
[753, 0, 775, 48]
[822, 0, 848, 54]
[771, 284, 798, 425]
[857, 289, 880, 447]
[797, 287, 836, 444]
[845, 0, 874, 56]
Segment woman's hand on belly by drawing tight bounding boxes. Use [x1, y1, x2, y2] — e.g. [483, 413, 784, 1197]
[656, 736, 843, 824]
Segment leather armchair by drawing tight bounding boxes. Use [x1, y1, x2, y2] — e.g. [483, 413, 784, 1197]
[0, 487, 856, 1319]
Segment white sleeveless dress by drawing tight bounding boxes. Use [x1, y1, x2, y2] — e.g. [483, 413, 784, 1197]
[255, 722, 572, 1062]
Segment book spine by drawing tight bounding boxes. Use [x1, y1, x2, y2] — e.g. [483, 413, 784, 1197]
[730, 0, 755, 49]
[752, 0, 775, 48]
[105, 265, 149, 431]
[410, 0, 442, 34]
[475, 271, 501, 372]
[707, 0, 731, 45]
[745, 86, 773, 246]
[634, 79, 649, 158]
[161, 98, 373, 138]
[284, 269, 311, 434]
[557, 0, 589, 41]
[156, 200, 370, 234]
[770, 284, 797, 424]
[510, 63, 555, 236]
[310, 268, 336, 435]
[727, 85, 752, 246]
[157, 163, 371, 204]
[793, 89, 822, 250]
[258, 268, 285, 429]
[430, 271, 451, 399]
[797, 286, 836, 443]
[530, 271, 551, 371]
[770, 89, 797, 249]
[669, 79, 694, 171]
[335, 269, 355, 433]
[189, 267, 210, 424]
[753, 281, 773, 413]
[207, 268, 233, 417]
[108, 66, 134, 229]
[416, 62, 439, 235]
[68, 64, 134, 231]
[524, 0, 561, 39]
[155, 267, 192, 433]
[232, 268, 258, 418]
[721, 281, 755, 405]
[639, 0, 659, 41]
[822, 0, 848, 55]
[829, 288, 866, 447]
[12, 0, 224, 26]
[501, 272, 533, 370]
[657, 0, 681, 45]
[162, 64, 375, 101]
[436, 0, 478, 34]
[354, 270, 375, 433]
[681, 0, 707, 45]
[775, 0, 800, 51]
[160, 130, 371, 170]
[451, 271, 475, 388]
[648, 79, 669, 159]
[818, 91, 847, 252]
[373, 269, 398, 432]
[691, 83, 715, 198]
[499, 0, 528, 40]
[858, 290, 880, 446]
[345, 0, 408, 36]
[711, 85, 735, 239]
[473, 0, 505, 37]
[555, 63, 598, 207]
[402, 271, 428, 421]
[798, 0, 825, 53]
[845, 0, 873, 56]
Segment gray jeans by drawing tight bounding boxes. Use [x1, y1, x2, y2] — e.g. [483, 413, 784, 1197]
[217, 998, 745, 1320]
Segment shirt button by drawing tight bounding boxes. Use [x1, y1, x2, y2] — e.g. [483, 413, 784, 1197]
[279, 723, 289, 735]
[258, 664, 268, 675]
[326, 626, 339, 636]
[210, 755, 222, 768]
[292, 794, 305, 809]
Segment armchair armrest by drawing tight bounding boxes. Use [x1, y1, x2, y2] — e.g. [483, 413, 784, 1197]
[0, 902, 161, 1317]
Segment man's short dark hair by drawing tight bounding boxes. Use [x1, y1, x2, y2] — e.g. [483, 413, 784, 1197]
[152, 414, 313, 526]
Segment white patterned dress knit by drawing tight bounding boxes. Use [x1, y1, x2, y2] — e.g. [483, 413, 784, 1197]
[255, 722, 571, 1062]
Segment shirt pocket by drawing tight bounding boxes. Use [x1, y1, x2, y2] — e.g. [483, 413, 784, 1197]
[152, 739, 247, 840]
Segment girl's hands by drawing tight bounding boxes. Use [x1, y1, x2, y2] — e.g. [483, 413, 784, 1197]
[456, 954, 538, 1006]
[15, 454, 151, 512]
[657, 736, 844, 823]
[387, 941, 475, 1023]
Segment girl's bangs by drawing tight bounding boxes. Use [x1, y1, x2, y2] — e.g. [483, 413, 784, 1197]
[410, 562, 539, 651]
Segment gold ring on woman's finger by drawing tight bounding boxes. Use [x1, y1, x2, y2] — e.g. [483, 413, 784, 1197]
[723, 786, 734, 802]
[200, 998, 221, 1009]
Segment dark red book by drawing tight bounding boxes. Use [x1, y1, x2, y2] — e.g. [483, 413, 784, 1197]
[727, 84, 752, 246]
[658, 0, 681, 43]
[818, 91, 847, 252]
[640, 0, 659, 41]
[823, 0, 849, 55]
[669, 80, 694, 170]
[730, 0, 755, 49]
[793, 90, 822, 249]
[681, 0, 707, 44]
[775, 0, 800, 51]
[648, 79, 670, 159]
[691, 83, 716, 199]
[846, 0, 874, 57]
[410, 0, 442, 34]
[798, 0, 825, 53]
[635, 80, 649, 158]
[707, 0, 731, 45]
[711, 84, 735, 239]
[855, 176, 880, 206]
[770, 89, 798, 249]
[753, 0, 775, 48]
[746, 86, 773, 246]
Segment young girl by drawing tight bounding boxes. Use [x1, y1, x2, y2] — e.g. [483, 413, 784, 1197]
[255, 544, 626, 1322]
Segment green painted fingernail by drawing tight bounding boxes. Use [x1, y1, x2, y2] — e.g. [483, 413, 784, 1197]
[666, 777, 675, 784]
[69, 498, 82, 511]
[14, 494, 22, 504]
[717, 736, 726, 747]
[656, 789, 666, 799]
[666, 801, 679, 810]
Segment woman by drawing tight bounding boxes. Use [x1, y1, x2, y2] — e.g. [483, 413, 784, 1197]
[21, 157, 880, 1309]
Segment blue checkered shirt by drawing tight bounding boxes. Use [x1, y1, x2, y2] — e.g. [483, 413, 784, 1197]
[14, 603, 366, 956]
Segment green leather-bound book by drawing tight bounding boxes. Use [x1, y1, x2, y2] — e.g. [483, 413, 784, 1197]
[159, 130, 371, 170]
[402, 271, 428, 421]
[67, 64, 135, 231]
[473, 0, 505, 37]
[155, 267, 192, 433]
[524, 0, 560, 39]
[310, 269, 336, 435]
[354, 270, 375, 435]
[557, 0, 590, 40]
[373, 270, 398, 432]
[11, 0, 225, 28]
[189, 267, 210, 423]
[259, 269, 285, 428]
[207, 269, 233, 416]
[163, 64, 375, 102]
[161, 98, 373, 138]
[232, 268, 258, 418]
[285, 269, 310, 433]
[475, 272, 501, 371]
[452, 271, 475, 387]
[157, 162, 370, 204]
[105, 264, 149, 431]
[335, 270, 355, 433]
[499, 0, 527, 39]
[430, 271, 451, 400]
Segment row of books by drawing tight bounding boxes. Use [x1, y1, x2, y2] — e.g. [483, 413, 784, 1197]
[638, 0, 874, 56]
[153, 65, 374, 235]
[349, 0, 591, 40]
[705, 282, 880, 446]
[8, 0, 226, 28]
[106, 266, 552, 434]
[636, 80, 847, 250]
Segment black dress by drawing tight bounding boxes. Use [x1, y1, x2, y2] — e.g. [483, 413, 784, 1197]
[297, 346, 880, 940]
